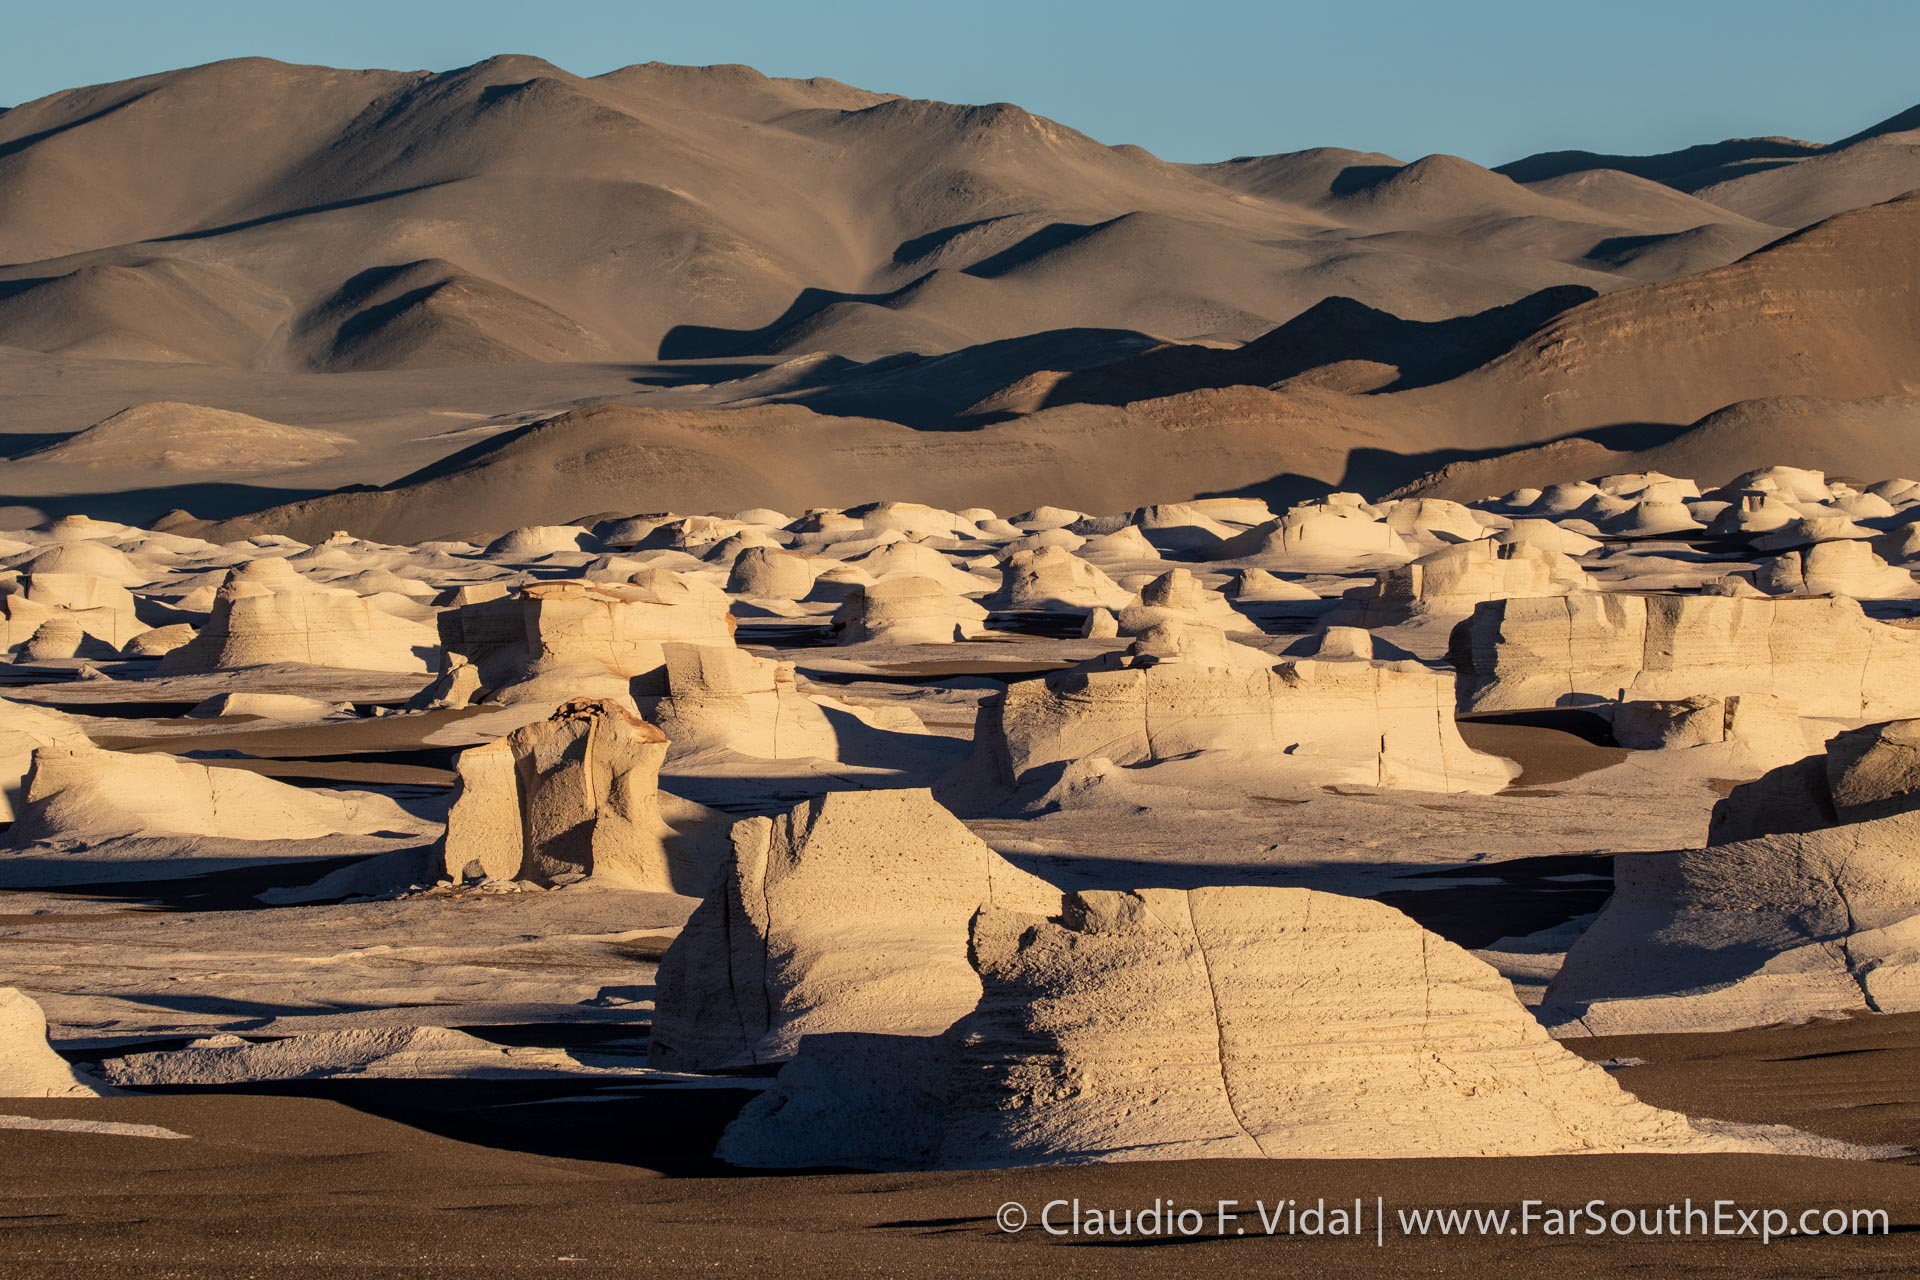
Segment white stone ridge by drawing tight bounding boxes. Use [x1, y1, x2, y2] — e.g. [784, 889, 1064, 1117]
[719, 887, 1858, 1169]
[1457, 592, 1920, 719]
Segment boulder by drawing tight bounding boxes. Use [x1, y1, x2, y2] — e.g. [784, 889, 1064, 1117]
[991, 547, 1131, 612]
[8, 744, 417, 844]
[1543, 805, 1920, 1035]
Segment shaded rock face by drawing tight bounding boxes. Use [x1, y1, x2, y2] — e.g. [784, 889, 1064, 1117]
[719, 887, 1793, 1170]
[1547, 719, 1920, 1035]
[1542, 808, 1920, 1036]
[1758, 540, 1920, 600]
[1707, 717, 1920, 845]
[992, 546, 1131, 612]
[440, 698, 719, 891]
[647, 788, 1056, 1072]
[1114, 567, 1253, 635]
[1607, 692, 1806, 768]
[0, 698, 90, 824]
[437, 576, 735, 705]
[1455, 592, 1920, 718]
[968, 626, 1514, 797]
[0, 987, 104, 1098]
[1209, 508, 1413, 571]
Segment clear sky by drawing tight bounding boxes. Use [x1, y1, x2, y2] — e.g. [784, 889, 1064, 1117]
[5, 0, 1915, 165]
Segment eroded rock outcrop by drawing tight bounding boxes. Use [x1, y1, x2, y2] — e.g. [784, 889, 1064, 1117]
[720, 887, 1824, 1169]
[437, 575, 735, 705]
[1542, 807, 1920, 1035]
[647, 788, 1056, 1072]
[9, 744, 416, 844]
[0, 988, 104, 1098]
[1456, 593, 1920, 718]
[968, 623, 1514, 797]
[160, 559, 438, 674]
[440, 698, 721, 890]
[832, 577, 989, 645]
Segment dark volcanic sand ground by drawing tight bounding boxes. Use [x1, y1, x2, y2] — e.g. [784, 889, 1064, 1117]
[0, 1014, 1916, 1278]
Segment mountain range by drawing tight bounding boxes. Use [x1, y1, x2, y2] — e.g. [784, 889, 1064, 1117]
[1, 56, 1916, 536]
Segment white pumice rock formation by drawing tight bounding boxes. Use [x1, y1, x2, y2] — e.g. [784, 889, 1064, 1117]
[991, 546, 1132, 612]
[1370, 540, 1591, 611]
[159, 558, 439, 674]
[1225, 568, 1319, 602]
[1114, 568, 1254, 635]
[1609, 694, 1805, 763]
[1456, 593, 1920, 719]
[7, 744, 419, 845]
[440, 697, 722, 890]
[1543, 806, 1920, 1035]
[642, 643, 930, 763]
[437, 574, 736, 705]
[0, 698, 91, 823]
[966, 621, 1514, 797]
[647, 788, 1056, 1072]
[1494, 518, 1604, 556]
[481, 525, 601, 559]
[0, 988, 105, 1098]
[187, 692, 355, 720]
[1209, 508, 1414, 570]
[724, 545, 818, 599]
[99, 1026, 633, 1085]
[1755, 540, 1920, 599]
[831, 577, 990, 645]
[719, 887, 1840, 1169]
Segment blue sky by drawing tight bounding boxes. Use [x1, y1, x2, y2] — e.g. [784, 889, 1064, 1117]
[5, 0, 1915, 165]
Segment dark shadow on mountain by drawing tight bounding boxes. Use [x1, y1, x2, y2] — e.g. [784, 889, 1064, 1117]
[0, 89, 155, 162]
[960, 221, 1097, 278]
[659, 286, 901, 359]
[1031, 286, 1596, 412]
[769, 327, 1158, 428]
[0, 276, 59, 302]
[0, 482, 334, 526]
[1494, 138, 1818, 191]
[1195, 419, 1696, 508]
[890, 215, 1018, 266]
[1327, 163, 1400, 195]
[626, 362, 774, 388]
[151, 183, 450, 243]
[0, 432, 75, 458]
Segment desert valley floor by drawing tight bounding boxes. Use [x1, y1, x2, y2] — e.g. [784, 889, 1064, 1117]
[7, 478, 1920, 1274]
[5, 52, 1920, 1278]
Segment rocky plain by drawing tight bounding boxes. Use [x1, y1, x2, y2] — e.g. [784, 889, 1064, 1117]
[4, 52, 1920, 1279]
